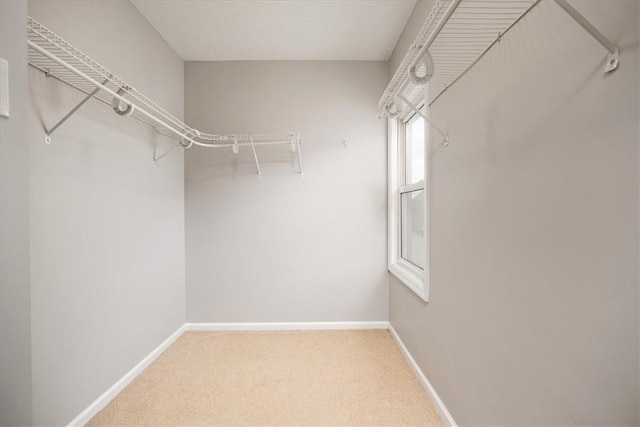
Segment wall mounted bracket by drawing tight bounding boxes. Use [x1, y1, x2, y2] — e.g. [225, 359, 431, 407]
[296, 134, 304, 177]
[398, 94, 449, 147]
[44, 77, 109, 145]
[553, 0, 620, 73]
[249, 136, 262, 177]
[152, 141, 180, 167]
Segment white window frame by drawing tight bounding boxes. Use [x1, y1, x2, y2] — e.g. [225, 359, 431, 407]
[388, 106, 430, 302]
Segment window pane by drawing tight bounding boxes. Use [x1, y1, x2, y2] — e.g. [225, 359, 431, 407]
[405, 114, 425, 185]
[401, 189, 425, 269]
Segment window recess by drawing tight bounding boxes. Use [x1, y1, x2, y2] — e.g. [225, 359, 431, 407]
[388, 110, 429, 301]
[380, 0, 620, 301]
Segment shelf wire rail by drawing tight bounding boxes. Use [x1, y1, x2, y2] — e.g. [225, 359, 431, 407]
[27, 17, 303, 175]
[378, 0, 621, 143]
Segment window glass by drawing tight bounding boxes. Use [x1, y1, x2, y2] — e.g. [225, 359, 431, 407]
[400, 189, 425, 269]
[405, 114, 425, 185]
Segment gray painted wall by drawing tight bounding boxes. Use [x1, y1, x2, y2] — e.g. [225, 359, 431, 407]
[27, 1, 186, 424]
[389, 0, 640, 425]
[184, 61, 388, 323]
[0, 1, 32, 425]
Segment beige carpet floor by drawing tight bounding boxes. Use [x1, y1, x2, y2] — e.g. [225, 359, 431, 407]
[88, 330, 444, 426]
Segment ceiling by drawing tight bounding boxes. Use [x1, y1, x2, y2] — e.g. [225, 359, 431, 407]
[131, 0, 417, 61]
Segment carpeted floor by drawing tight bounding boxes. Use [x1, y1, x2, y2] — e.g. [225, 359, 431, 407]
[88, 330, 444, 426]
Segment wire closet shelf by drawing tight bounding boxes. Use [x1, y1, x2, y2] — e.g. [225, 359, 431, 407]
[378, 0, 620, 125]
[27, 17, 303, 175]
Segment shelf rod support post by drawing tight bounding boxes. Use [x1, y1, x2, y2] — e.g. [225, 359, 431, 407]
[44, 77, 109, 144]
[153, 141, 181, 167]
[250, 135, 262, 176]
[397, 94, 449, 146]
[296, 134, 304, 177]
[553, 0, 619, 73]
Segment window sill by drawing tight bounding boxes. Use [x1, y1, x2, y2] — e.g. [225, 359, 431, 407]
[389, 260, 428, 302]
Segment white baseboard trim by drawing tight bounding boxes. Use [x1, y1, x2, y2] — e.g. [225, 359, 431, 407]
[67, 321, 454, 427]
[388, 324, 457, 427]
[184, 321, 390, 331]
[66, 324, 186, 427]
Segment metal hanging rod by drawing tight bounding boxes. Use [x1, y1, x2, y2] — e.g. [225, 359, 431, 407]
[27, 17, 303, 176]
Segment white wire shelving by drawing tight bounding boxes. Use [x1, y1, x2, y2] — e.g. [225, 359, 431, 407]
[378, 0, 622, 142]
[27, 17, 303, 176]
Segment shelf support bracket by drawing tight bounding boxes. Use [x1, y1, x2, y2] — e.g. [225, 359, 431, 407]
[296, 134, 304, 177]
[398, 94, 449, 146]
[152, 141, 181, 167]
[553, 0, 619, 73]
[44, 78, 110, 145]
[249, 135, 262, 176]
